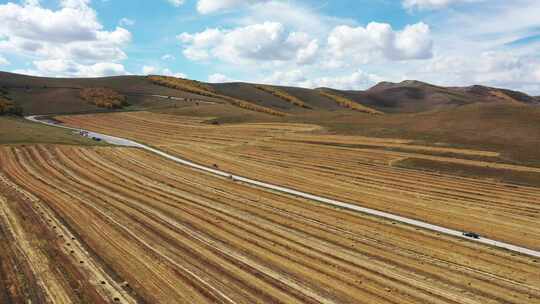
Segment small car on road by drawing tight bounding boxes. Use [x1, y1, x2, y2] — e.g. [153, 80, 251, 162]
[462, 232, 480, 239]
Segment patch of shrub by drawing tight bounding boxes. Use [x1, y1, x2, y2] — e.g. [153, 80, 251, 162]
[0, 97, 23, 116]
[255, 85, 312, 109]
[318, 89, 383, 115]
[80, 88, 128, 109]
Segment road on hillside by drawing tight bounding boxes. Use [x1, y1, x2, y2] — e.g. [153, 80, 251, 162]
[26, 115, 540, 259]
[124, 93, 217, 104]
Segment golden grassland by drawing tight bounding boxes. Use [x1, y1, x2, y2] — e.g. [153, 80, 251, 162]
[148, 75, 287, 116]
[1, 144, 539, 303]
[318, 89, 384, 114]
[255, 85, 312, 109]
[58, 111, 540, 250]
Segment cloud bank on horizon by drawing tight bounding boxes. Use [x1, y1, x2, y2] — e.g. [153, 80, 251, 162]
[0, 0, 539, 94]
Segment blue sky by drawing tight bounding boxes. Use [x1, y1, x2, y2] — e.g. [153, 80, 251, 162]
[1, 0, 540, 94]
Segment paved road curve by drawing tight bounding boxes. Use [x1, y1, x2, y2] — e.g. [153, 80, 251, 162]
[26, 115, 540, 258]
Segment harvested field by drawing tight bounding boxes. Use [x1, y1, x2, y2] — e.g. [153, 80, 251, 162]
[57, 112, 540, 250]
[395, 158, 540, 186]
[58, 111, 319, 149]
[0, 145, 539, 303]
[0, 171, 136, 303]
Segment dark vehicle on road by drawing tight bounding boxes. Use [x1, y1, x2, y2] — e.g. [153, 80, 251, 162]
[462, 232, 480, 239]
[92, 137, 102, 142]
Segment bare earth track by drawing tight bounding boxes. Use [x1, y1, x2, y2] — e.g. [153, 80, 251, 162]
[1, 145, 539, 303]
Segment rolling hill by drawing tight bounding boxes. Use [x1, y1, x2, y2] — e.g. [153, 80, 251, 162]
[2, 70, 540, 167]
[338, 80, 539, 113]
[1, 71, 540, 303]
[0, 72, 219, 115]
[1, 71, 538, 116]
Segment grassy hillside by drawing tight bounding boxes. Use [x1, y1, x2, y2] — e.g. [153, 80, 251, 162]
[152, 100, 540, 164]
[295, 103, 540, 166]
[0, 116, 106, 145]
[0, 72, 217, 115]
[212, 82, 343, 111]
[149, 76, 287, 116]
[0, 72, 190, 94]
[2, 71, 537, 116]
[147, 75, 216, 96]
[340, 80, 538, 113]
[211, 82, 300, 111]
[317, 89, 383, 114]
[255, 85, 312, 109]
[2, 71, 540, 167]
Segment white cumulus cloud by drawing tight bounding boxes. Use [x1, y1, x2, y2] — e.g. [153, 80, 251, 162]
[0, 0, 131, 77]
[142, 65, 157, 75]
[179, 22, 319, 65]
[328, 22, 433, 64]
[162, 68, 186, 78]
[141, 65, 185, 78]
[422, 51, 540, 91]
[263, 70, 307, 86]
[208, 73, 235, 83]
[32, 59, 127, 77]
[264, 69, 382, 90]
[308, 71, 383, 90]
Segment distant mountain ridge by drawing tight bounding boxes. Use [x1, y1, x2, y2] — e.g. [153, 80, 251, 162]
[336, 80, 538, 113]
[0, 71, 538, 115]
